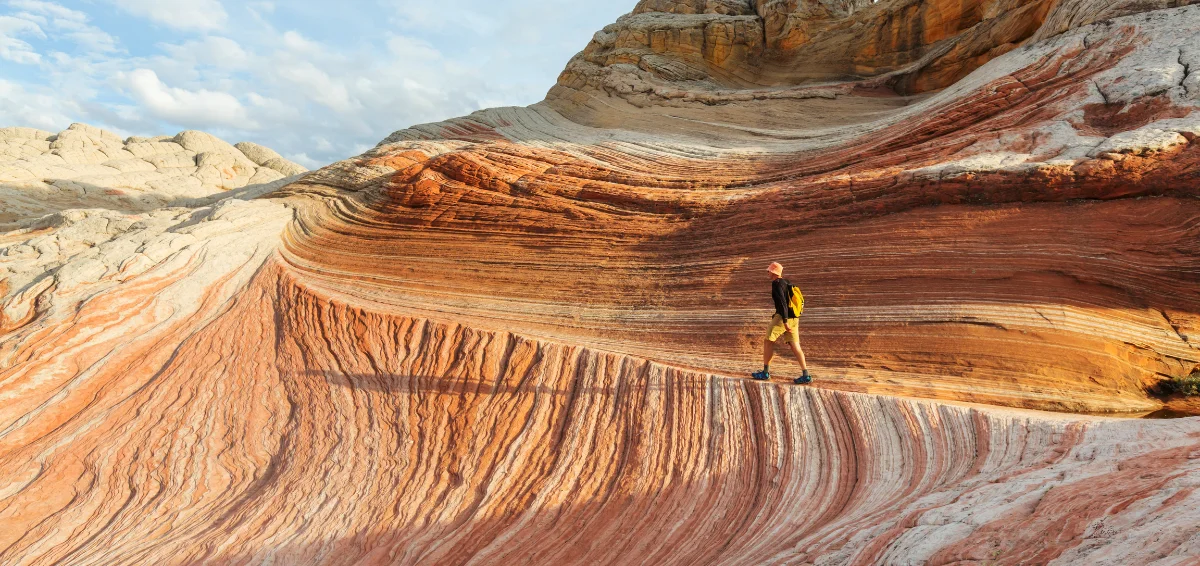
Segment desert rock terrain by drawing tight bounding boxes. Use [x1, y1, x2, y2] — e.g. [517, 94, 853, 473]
[1, 0, 1199, 564]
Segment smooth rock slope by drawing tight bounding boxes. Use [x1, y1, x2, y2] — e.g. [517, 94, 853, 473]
[1, 0, 1199, 564]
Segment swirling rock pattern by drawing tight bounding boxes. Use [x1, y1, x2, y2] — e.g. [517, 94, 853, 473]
[2, 261, 1199, 564]
[319, 4, 1200, 414]
[2, 0, 1200, 564]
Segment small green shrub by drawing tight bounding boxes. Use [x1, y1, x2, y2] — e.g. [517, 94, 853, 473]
[1158, 371, 1200, 396]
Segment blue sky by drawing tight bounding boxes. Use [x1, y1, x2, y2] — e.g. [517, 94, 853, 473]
[0, 0, 632, 167]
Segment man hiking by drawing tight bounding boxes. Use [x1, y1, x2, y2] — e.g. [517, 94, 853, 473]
[752, 262, 812, 384]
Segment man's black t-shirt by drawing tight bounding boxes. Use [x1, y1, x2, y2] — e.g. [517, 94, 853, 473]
[772, 278, 794, 319]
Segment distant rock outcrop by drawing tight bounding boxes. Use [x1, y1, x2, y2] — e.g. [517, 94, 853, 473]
[2, 0, 1200, 564]
[0, 123, 306, 230]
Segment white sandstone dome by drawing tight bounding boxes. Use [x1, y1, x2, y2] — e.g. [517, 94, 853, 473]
[0, 123, 307, 230]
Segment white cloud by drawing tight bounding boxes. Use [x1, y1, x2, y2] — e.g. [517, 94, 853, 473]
[386, 34, 442, 61]
[60, 26, 117, 52]
[0, 78, 77, 130]
[0, 15, 44, 63]
[160, 36, 248, 69]
[280, 30, 320, 54]
[120, 68, 252, 128]
[391, 1, 498, 36]
[8, 1, 117, 53]
[9, 0, 87, 23]
[272, 58, 355, 113]
[108, 0, 228, 32]
[285, 152, 319, 168]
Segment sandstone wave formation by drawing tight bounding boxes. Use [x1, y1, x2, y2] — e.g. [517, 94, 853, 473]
[3, 0, 1200, 564]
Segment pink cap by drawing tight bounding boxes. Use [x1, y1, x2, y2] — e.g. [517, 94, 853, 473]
[767, 262, 783, 276]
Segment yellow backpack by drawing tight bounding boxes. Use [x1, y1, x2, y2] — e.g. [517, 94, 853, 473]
[788, 283, 804, 316]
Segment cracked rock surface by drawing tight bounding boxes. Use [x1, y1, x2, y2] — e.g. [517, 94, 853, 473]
[0, 123, 306, 231]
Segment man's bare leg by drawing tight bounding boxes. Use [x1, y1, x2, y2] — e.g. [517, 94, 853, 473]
[787, 338, 808, 371]
[762, 338, 776, 370]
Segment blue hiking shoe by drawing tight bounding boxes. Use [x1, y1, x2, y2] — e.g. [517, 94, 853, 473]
[751, 369, 770, 381]
[793, 374, 812, 385]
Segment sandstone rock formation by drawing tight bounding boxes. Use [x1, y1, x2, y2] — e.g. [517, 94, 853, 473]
[360, 3, 1200, 415]
[0, 123, 307, 231]
[2, 0, 1200, 564]
[557, 0, 1200, 100]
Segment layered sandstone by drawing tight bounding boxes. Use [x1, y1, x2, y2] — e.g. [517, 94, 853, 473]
[2, 0, 1200, 564]
[555, 0, 1200, 101]
[3, 277, 1199, 563]
[346, 3, 1200, 414]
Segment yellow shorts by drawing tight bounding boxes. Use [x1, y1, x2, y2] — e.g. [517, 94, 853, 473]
[766, 314, 799, 342]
